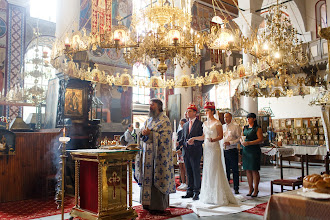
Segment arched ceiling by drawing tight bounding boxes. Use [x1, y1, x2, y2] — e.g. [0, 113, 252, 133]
[25, 35, 56, 52]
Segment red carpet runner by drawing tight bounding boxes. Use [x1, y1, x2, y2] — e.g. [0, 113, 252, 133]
[0, 197, 193, 220]
[134, 205, 194, 220]
[0, 192, 263, 219]
[0, 196, 75, 219]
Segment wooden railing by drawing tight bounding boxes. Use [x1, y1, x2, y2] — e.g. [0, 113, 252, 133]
[0, 130, 61, 202]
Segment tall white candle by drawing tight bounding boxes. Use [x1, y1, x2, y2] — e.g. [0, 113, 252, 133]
[174, 119, 176, 133]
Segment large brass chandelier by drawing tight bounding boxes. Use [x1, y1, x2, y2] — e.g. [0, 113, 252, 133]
[123, 0, 203, 76]
[50, 0, 314, 96]
[51, 0, 203, 77]
[246, 1, 308, 71]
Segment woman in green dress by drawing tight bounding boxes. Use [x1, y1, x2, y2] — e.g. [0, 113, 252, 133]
[240, 113, 263, 197]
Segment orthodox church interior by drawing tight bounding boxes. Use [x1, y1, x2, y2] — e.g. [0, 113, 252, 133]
[0, 0, 330, 219]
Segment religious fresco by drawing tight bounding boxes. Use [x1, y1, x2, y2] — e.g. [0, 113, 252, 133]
[193, 86, 203, 110]
[191, 2, 215, 31]
[0, 0, 7, 48]
[80, 0, 132, 67]
[78, 0, 133, 132]
[0, 48, 5, 97]
[65, 88, 84, 117]
[94, 64, 132, 132]
[79, 0, 92, 31]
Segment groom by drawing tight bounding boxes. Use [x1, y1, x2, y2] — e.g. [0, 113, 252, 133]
[178, 103, 203, 200]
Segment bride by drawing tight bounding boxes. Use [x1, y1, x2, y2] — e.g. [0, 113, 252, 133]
[188, 101, 237, 205]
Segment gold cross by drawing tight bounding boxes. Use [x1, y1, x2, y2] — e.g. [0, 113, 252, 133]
[108, 172, 121, 199]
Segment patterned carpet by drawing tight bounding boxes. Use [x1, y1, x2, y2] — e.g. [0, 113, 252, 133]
[0, 196, 193, 220]
[243, 202, 268, 216]
[134, 205, 194, 220]
[0, 196, 75, 220]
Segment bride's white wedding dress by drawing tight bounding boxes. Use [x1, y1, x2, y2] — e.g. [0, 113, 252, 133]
[200, 119, 238, 205]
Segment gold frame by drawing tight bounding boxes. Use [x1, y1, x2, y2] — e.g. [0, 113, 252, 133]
[286, 119, 292, 126]
[319, 127, 324, 134]
[69, 149, 139, 220]
[294, 118, 302, 128]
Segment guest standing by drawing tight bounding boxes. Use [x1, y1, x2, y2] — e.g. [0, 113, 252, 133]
[124, 124, 135, 145]
[240, 113, 263, 197]
[136, 98, 176, 213]
[223, 112, 242, 194]
[132, 122, 141, 143]
[176, 118, 188, 190]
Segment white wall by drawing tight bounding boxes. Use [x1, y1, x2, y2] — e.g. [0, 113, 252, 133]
[56, 0, 80, 38]
[258, 95, 322, 119]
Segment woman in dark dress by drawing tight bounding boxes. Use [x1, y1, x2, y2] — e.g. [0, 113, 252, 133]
[240, 113, 263, 197]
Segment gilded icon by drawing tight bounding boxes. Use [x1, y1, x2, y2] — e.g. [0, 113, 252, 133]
[65, 88, 83, 117]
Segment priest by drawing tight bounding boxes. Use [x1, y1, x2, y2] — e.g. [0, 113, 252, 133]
[136, 98, 176, 213]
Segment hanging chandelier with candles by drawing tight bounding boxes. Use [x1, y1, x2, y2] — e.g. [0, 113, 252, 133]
[122, 0, 203, 76]
[246, 1, 308, 71]
[51, 0, 203, 77]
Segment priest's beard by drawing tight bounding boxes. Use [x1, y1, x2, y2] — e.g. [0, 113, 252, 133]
[149, 109, 159, 118]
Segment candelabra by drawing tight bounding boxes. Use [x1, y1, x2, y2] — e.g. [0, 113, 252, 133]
[55, 126, 71, 220]
[246, 1, 308, 71]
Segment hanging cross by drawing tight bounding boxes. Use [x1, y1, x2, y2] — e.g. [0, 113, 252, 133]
[108, 172, 121, 199]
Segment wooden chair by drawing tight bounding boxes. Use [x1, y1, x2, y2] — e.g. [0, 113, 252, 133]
[324, 151, 329, 174]
[271, 154, 307, 195]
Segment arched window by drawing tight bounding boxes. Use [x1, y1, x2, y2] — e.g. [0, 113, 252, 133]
[316, 0, 327, 38]
[23, 45, 56, 122]
[132, 64, 150, 104]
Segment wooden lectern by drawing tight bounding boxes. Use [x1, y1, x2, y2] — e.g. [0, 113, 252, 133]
[68, 149, 139, 220]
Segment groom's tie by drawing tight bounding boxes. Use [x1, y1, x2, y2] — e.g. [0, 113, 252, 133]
[189, 120, 193, 133]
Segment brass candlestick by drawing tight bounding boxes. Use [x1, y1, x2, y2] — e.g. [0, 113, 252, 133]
[56, 128, 71, 220]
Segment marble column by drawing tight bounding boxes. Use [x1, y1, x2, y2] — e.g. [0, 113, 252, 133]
[233, 8, 263, 115]
[174, 66, 193, 117]
[6, 0, 28, 118]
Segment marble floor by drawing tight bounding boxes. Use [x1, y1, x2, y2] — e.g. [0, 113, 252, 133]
[34, 161, 325, 220]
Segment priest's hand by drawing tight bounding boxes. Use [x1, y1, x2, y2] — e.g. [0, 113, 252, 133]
[142, 127, 151, 136]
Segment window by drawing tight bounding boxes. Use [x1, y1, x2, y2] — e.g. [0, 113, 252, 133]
[132, 64, 150, 104]
[23, 45, 56, 122]
[30, 0, 56, 22]
[316, 0, 327, 38]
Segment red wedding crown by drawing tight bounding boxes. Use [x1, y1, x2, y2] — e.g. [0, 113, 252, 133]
[204, 101, 215, 109]
[187, 103, 198, 111]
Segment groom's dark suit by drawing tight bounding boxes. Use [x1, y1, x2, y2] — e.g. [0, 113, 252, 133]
[179, 118, 203, 197]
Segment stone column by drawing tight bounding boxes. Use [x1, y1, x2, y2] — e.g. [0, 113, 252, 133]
[233, 6, 263, 115]
[174, 66, 193, 117]
[6, 0, 28, 118]
[56, 0, 80, 38]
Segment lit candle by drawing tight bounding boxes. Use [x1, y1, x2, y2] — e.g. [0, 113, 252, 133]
[63, 127, 66, 137]
[64, 37, 70, 48]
